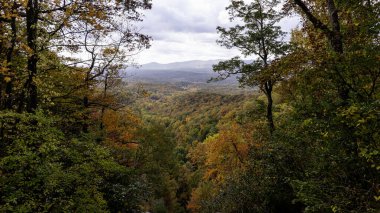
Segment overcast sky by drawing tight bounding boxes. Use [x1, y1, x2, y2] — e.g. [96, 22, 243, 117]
[134, 0, 300, 64]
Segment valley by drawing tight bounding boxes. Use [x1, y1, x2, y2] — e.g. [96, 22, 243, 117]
[0, 0, 378, 212]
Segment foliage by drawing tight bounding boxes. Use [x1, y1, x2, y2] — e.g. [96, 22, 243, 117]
[0, 111, 139, 212]
[213, 0, 290, 135]
[1, 0, 379, 212]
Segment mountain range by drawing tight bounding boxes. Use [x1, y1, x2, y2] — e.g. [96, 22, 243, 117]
[125, 60, 239, 85]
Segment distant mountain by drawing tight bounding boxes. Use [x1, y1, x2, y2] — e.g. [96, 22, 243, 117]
[140, 60, 222, 71]
[125, 60, 239, 85]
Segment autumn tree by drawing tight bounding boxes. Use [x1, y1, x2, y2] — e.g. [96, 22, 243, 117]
[287, 0, 380, 103]
[0, 1, 155, 212]
[0, 0, 151, 113]
[272, 0, 380, 211]
[213, 0, 289, 134]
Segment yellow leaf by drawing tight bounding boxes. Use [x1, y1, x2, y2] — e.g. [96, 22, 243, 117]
[4, 77, 11, 83]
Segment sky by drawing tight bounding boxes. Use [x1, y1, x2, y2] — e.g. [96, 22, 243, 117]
[134, 0, 300, 64]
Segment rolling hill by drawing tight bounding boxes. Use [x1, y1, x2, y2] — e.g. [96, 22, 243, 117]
[124, 60, 239, 85]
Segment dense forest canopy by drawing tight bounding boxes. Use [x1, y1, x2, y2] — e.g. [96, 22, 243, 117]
[0, 0, 379, 212]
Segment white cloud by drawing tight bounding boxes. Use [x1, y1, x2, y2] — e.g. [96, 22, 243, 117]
[135, 32, 242, 63]
[135, 0, 299, 64]
[218, 10, 231, 26]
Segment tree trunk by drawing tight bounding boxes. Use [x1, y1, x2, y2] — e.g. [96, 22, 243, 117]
[326, 0, 350, 103]
[293, 0, 343, 53]
[293, 0, 349, 103]
[25, 0, 39, 113]
[100, 74, 109, 130]
[327, 0, 343, 54]
[264, 81, 275, 135]
[2, 2, 17, 110]
[82, 69, 91, 133]
[82, 95, 89, 133]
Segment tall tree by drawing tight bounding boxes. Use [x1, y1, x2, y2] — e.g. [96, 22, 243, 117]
[213, 0, 289, 135]
[288, 0, 380, 103]
[0, 0, 151, 113]
[276, 0, 380, 211]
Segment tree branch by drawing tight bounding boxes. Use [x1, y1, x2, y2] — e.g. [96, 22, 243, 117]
[293, 0, 332, 35]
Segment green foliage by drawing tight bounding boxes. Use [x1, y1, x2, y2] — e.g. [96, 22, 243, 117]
[0, 111, 126, 212]
[1, 0, 379, 212]
[0, 1, 161, 211]
[213, 0, 289, 87]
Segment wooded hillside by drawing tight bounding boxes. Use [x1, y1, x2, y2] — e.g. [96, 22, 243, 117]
[0, 0, 379, 212]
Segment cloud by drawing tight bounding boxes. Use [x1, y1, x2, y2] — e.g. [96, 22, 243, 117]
[135, 0, 299, 64]
[134, 32, 242, 63]
[140, 0, 229, 34]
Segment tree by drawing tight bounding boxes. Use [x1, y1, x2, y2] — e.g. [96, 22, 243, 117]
[213, 0, 289, 135]
[0, 0, 151, 113]
[0, 111, 143, 212]
[288, 0, 380, 103]
[275, 0, 380, 211]
[0, 1, 155, 212]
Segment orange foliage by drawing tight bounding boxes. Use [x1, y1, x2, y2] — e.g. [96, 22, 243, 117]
[187, 183, 217, 212]
[102, 108, 142, 165]
[188, 121, 259, 211]
[103, 108, 141, 144]
[202, 122, 250, 182]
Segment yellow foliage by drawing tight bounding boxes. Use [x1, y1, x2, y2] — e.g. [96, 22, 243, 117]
[102, 108, 142, 149]
[187, 183, 217, 212]
[188, 118, 264, 211]
[190, 122, 257, 184]
[4, 76, 11, 83]
[101, 108, 143, 166]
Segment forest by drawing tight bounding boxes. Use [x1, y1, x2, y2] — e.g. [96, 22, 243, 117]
[0, 0, 379, 212]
